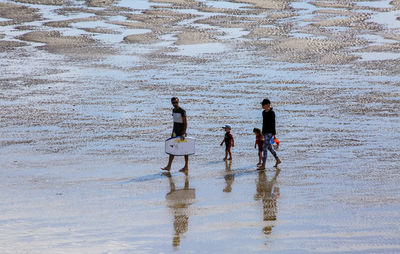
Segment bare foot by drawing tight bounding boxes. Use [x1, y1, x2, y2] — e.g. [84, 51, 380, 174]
[179, 167, 188, 173]
[162, 172, 171, 177]
[228, 158, 232, 160]
[223, 158, 227, 161]
[274, 158, 281, 167]
[257, 164, 265, 170]
[161, 167, 170, 171]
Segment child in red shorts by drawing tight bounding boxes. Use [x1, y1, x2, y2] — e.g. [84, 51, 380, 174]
[253, 128, 264, 166]
[220, 124, 234, 160]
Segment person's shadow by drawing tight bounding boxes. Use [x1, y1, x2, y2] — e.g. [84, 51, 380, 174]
[223, 160, 235, 193]
[165, 173, 196, 247]
[254, 168, 280, 235]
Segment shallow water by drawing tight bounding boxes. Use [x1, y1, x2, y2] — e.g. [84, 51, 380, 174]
[1, 0, 400, 253]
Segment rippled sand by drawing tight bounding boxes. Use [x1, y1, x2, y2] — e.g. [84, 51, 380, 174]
[1, 0, 400, 253]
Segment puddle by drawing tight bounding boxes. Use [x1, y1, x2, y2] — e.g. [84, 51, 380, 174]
[357, 33, 398, 46]
[355, 0, 393, 9]
[290, 1, 318, 27]
[291, 32, 327, 39]
[354, 51, 400, 61]
[100, 54, 142, 68]
[327, 26, 349, 32]
[168, 42, 228, 56]
[0, 17, 11, 22]
[291, 1, 318, 12]
[70, 20, 152, 44]
[218, 27, 249, 40]
[198, 0, 253, 9]
[368, 10, 400, 29]
[118, 0, 170, 9]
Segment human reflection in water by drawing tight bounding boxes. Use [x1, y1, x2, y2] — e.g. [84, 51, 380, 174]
[254, 168, 280, 235]
[165, 172, 196, 247]
[223, 160, 234, 193]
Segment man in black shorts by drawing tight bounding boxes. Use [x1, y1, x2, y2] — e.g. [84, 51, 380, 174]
[162, 97, 189, 172]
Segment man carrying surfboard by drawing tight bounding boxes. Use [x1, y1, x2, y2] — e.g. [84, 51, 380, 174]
[162, 97, 189, 173]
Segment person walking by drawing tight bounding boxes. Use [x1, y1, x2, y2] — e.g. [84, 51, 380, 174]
[220, 124, 234, 160]
[162, 97, 189, 173]
[253, 128, 264, 166]
[258, 99, 281, 170]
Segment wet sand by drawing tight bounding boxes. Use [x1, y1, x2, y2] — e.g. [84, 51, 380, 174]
[1, 0, 400, 253]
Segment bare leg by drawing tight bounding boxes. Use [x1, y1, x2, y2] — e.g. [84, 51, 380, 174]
[258, 151, 263, 165]
[274, 158, 281, 167]
[258, 133, 279, 169]
[162, 155, 174, 171]
[267, 144, 281, 167]
[179, 155, 189, 172]
[168, 174, 176, 191]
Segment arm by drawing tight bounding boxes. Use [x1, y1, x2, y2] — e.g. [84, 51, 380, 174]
[231, 135, 234, 147]
[272, 111, 276, 136]
[181, 116, 187, 140]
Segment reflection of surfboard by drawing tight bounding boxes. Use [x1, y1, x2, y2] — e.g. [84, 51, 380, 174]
[166, 189, 196, 207]
[165, 137, 195, 156]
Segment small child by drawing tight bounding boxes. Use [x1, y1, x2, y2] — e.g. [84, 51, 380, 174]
[220, 124, 234, 160]
[253, 128, 264, 166]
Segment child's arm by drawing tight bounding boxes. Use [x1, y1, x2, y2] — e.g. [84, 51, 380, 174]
[254, 140, 257, 149]
[231, 135, 234, 147]
[220, 139, 224, 146]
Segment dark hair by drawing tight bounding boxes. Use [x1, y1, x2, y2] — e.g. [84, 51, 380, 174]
[171, 97, 179, 102]
[261, 98, 271, 105]
[253, 128, 261, 134]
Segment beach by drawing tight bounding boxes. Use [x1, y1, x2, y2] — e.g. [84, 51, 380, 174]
[1, 0, 400, 252]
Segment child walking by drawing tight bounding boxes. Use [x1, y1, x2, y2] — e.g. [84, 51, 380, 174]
[220, 124, 234, 160]
[253, 128, 264, 166]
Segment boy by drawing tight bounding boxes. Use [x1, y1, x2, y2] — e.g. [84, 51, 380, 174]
[220, 124, 234, 160]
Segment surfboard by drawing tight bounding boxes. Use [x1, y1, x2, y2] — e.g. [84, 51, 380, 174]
[165, 136, 195, 156]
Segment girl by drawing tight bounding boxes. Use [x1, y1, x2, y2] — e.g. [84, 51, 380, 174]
[253, 128, 264, 166]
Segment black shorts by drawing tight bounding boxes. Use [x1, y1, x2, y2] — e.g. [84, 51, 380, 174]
[173, 128, 185, 137]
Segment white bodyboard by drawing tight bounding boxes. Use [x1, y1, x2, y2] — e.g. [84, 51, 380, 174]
[165, 137, 195, 156]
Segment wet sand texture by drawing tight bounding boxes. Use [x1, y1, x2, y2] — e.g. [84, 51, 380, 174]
[1, 0, 400, 253]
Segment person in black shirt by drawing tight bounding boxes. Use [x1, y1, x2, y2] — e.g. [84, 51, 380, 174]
[258, 99, 281, 170]
[162, 97, 189, 173]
